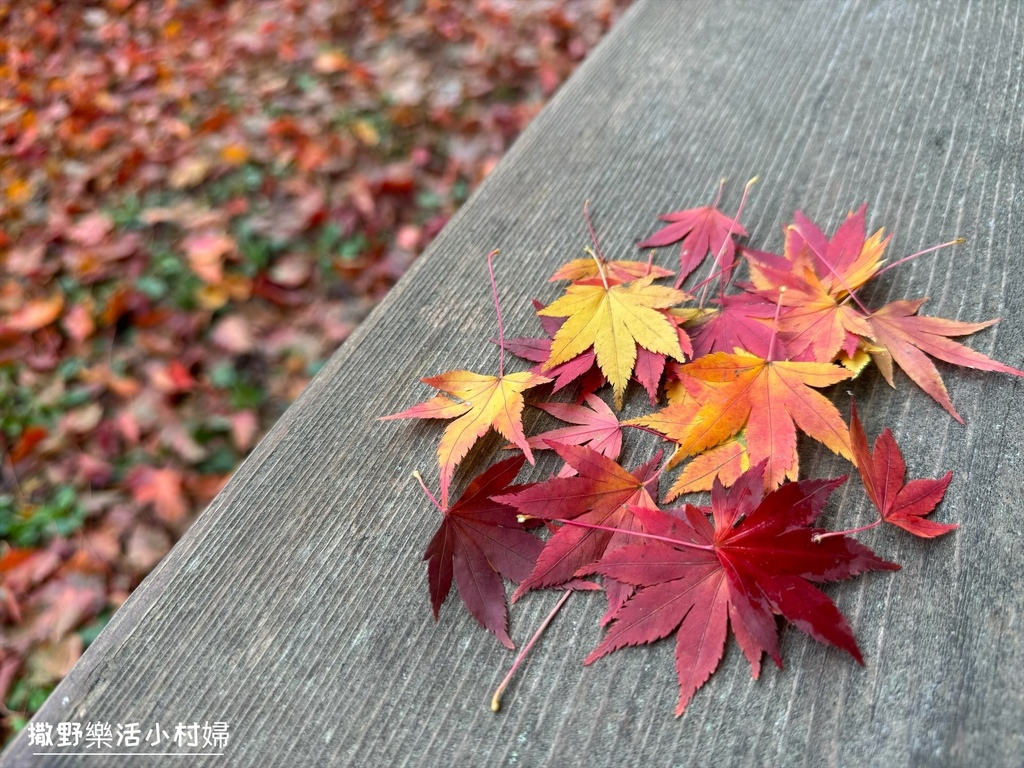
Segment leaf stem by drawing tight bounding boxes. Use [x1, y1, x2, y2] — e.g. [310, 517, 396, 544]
[411, 470, 445, 513]
[765, 285, 786, 362]
[491, 589, 573, 712]
[622, 422, 670, 440]
[812, 517, 882, 542]
[718, 176, 758, 300]
[712, 177, 726, 209]
[583, 201, 610, 290]
[583, 199, 608, 264]
[689, 258, 739, 296]
[875, 238, 965, 278]
[552, 517, 716, 552]
[487, 248, 505, 377]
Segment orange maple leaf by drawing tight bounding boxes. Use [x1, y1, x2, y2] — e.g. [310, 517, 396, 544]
[772, 269, 873, 363]
[745, 206, 889, 362]
[634, 350, 853, 489]
[549, 256, 673, 284]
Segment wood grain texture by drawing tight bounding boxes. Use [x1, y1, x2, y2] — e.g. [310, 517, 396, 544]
[6, 1, 1024, 765]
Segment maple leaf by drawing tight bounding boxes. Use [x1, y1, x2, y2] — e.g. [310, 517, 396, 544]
[677, 292, 787, 360]
[3, 295, 65, 334]
[494, 442, 661, 619]
[637, 182, 749, 285]
[540, 274, 690, 408]
[382, 370, 550, 506]
[632, 316, 695, 403]
[848, 402, 956, 538]
[505, 299, 688, 405]
[633, 350, 853, 489]
[127, 466, 190, 526]
[662, 360, 720, 406]
[525, 394, 622, 476]
[741, 207, 889, 363]
[583, 465, 898, 716]
[746, 206, 890, 297]
[865, 299, 1024, 422]
[419, 456, 542, 649]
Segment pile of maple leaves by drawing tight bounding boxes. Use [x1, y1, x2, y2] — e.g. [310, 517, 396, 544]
[0, 0, 632, 739]
[384, 186, 1022, 716]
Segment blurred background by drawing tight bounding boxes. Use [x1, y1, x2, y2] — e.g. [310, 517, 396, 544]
[0, 0, 631, 740]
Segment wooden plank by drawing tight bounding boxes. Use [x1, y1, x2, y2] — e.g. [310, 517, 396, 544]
[6, 0, 1024, 764]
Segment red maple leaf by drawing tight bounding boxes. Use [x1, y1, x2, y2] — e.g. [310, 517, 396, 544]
[848, 402, 956, 538]
[637, 182, 748, 286]
[494, 442, 661, 616]
[420, 455, 542, 649]
[582, 465, 898, 716]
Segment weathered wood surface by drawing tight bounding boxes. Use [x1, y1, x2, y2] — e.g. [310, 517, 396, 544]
[6, 1, 1024, 765]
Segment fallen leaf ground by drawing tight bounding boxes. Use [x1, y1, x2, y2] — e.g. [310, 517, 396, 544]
[0, 0, 631, 740]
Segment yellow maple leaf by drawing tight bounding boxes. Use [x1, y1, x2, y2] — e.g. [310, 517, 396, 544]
[381, 370, 549, 506]
[539, 275, 688, 408]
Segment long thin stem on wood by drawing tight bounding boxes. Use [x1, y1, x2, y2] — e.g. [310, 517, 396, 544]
[412, 470, 444, 513]
[689, 258, 739, 297]
[583, 200, 610, 290]
[583, 199, 608, 266]
[697, 175, 757, 304]
[491, 589, 573, 712]
[717, 176, 758, 300]
[487, 248, 506, 377]
[622, 422, 670, 440]
[711, 177, 726, 209]
[812, 518, 882, 543]
[875, 238, 965, 278]
[685, 176, 727, 297]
